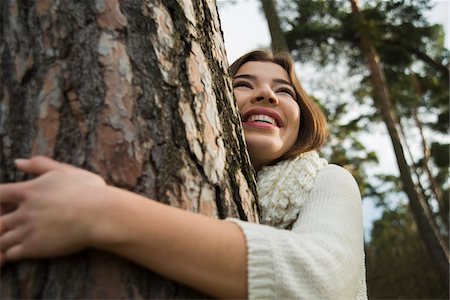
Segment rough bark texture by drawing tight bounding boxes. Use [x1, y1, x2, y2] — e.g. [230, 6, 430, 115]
[260, 0, 289, 52]
[0, 0, 259, 298]
[350, 0, 449, 289]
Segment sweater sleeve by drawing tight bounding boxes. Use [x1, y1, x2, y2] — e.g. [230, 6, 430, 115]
[228, 165, 367, 300]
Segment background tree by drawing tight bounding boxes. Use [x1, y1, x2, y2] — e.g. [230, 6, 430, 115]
[260, 0, 288, 52]
[367, 205, 448, 299]
[350, 0, 448, 286]
[0, 0, 258, 298]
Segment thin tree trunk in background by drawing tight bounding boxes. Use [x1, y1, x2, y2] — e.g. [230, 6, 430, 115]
[409, 73, 448, 230]
[397, 119, 447, 239]
[412, 107, 449, 230]
[260, 0, 289, 52]
[398, 119, 433, 216]
[350, 0, 449, 288]
[0, 0, 258, 298]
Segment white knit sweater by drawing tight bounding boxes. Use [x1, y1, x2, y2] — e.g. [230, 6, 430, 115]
[229, 158, 367, 299]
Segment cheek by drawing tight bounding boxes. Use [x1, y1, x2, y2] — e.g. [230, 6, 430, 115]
[294, 110, 301, 126]
[289, 103, 301, 123]
[289, 105, 301, 135]
[234, 91, 246, 111]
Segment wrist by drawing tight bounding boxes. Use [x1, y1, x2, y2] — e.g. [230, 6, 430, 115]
[87, 186, 147, 252]
[84, 185, 121, 250]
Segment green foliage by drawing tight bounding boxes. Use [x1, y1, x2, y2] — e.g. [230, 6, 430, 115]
[283, 0, 449, 76]
[431, 142, 449, 168]
[317, 98, 378, 197]
[417, 65, 450, 134]
[282, 0, 362, 67]
[366, 174, 404, 204]
[366, 205, 448, 299]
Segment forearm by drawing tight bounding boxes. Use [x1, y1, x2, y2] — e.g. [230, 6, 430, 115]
[90, 186, 247, 299]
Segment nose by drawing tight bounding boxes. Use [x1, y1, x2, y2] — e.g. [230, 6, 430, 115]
[252, 84, 279, 105]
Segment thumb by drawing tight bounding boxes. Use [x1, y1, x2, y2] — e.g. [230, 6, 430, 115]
[15, 156, 72, 175]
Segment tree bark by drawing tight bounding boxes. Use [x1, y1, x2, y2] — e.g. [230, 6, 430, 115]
[1, 0, 259, 298]
[260, 0, 289, 52]
[350, 0, 449, 289]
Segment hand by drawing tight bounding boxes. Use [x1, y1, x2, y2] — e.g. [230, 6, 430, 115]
[0, 156, 107, 265]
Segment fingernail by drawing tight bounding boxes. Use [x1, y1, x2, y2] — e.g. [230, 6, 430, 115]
[14, 158, 29, 166]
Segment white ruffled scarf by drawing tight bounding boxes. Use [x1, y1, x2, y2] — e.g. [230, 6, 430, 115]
[257, 151, 328, 229]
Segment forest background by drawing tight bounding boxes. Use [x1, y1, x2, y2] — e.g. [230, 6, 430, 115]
[217, 0, 449, 298]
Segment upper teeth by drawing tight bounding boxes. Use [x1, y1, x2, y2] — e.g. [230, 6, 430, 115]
[247, 114, 276, 125]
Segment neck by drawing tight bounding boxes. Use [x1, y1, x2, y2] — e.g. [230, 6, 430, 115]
[250, 157, 269, 173]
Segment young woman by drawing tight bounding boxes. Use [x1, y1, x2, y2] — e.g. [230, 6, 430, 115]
[0, 50, 367, 299]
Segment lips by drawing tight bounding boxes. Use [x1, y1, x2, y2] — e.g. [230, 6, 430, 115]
[241, 108, 284, 127]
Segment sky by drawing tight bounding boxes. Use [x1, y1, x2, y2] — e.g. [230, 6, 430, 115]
[219, 0, 449, 61]
[217, 0, 449, 237]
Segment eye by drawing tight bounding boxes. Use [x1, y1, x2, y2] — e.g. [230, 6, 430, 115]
[276, 87, 295, 98]
[232, 81, 253, 89]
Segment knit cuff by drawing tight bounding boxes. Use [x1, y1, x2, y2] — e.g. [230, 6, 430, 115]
[227, 218, 276, 300]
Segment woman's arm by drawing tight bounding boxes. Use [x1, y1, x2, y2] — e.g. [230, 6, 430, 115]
[92, 186, 247, 299]
[0, 157, 247, 299]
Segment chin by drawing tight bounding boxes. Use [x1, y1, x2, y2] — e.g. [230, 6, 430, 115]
[245, 137, 284, 163]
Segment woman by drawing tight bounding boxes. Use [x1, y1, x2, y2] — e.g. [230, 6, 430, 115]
[0, 50, 367, 299]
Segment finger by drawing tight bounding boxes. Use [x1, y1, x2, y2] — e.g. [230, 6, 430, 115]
[5, 244, 25, 261]
[0, 228, 25, 251]
[15, 156, 72, 175]
[0, 212, 21, 234]
[0, 182, 27, 205]
[1, 203, 18, 216]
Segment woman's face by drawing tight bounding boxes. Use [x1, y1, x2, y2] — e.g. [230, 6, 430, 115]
[233, 61, 300, 171]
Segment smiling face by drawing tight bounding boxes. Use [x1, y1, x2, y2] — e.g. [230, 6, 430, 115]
[233, 61, 300, 171]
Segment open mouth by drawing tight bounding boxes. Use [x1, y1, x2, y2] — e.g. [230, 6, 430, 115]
[246, 114, 277, 126]
[242, 108, 283, 127]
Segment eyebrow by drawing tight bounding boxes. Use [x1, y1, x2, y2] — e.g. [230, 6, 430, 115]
[233, 74, 293, 87]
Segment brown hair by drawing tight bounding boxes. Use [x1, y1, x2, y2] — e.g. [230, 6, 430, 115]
[229, 50, 328, 162]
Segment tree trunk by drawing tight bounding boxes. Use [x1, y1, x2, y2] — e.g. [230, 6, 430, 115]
[260, 0, 289, 52]
[397, 119, 433, 217]
[350, 0, 449, 288]
[0, 0, 259, 298]
[409, 73, 448, 230]
[412, 106, 449, 230]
